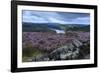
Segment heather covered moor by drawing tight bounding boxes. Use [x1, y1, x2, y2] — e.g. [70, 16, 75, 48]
[22, 11, 90, 62]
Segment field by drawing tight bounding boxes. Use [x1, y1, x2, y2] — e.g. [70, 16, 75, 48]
[22, 22, 90, 62]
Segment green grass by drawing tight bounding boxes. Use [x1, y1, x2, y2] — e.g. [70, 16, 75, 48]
[22, 48, 48, 62]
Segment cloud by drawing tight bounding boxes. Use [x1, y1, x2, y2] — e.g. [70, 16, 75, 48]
[74, 17, 90, 24]
[22, 10, 90, 24]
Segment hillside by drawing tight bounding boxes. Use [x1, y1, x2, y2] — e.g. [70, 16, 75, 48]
[22, 22, 90, 32]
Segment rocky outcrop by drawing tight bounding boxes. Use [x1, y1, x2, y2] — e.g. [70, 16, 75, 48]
[49, 40, 81, 60]
[25, 39, 87, 62]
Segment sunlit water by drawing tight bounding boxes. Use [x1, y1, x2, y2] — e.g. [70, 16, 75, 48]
[50, 28, 65, 34]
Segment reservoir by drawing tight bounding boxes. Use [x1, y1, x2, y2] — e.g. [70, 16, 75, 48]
[50, 28, 65, 34]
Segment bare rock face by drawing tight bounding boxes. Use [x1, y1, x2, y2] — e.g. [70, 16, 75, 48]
[72, 39, 82, 47]
[49, 43, 80, 60]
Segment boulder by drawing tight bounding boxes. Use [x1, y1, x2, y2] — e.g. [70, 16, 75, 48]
[50, 43, 80, 60]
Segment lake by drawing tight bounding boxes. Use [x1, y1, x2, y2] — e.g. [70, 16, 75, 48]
[50, 28, 65, 34]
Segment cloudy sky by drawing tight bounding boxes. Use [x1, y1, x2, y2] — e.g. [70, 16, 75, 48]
[22, 10, 90, 25]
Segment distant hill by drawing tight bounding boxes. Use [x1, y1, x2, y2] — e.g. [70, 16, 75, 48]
[59, 24, 90, 32]
[22, 22, 54, 32]
[22, 22, 90, 32]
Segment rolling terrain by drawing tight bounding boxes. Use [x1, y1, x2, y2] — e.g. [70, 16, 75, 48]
[22, 22, 90, 62]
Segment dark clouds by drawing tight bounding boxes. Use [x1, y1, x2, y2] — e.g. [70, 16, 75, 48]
[22, 10, 90, 25]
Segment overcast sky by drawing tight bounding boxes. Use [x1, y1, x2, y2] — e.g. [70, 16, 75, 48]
[22, 10, 90, 25]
